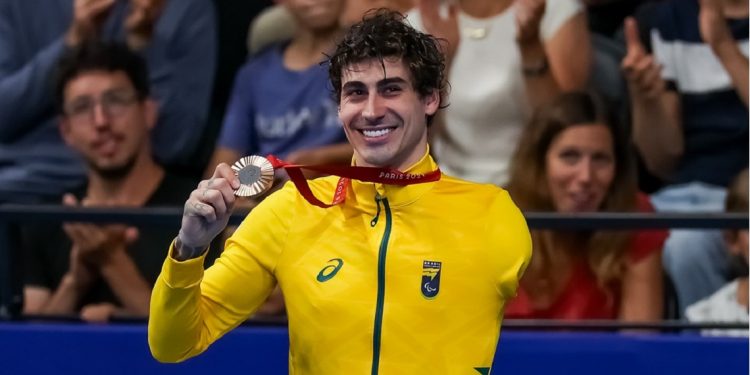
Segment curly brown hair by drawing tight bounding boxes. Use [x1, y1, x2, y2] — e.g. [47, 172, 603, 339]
[328, 8, 448, 126]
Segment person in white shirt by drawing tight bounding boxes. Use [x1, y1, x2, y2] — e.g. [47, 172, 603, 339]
[685, 169, 749, 337]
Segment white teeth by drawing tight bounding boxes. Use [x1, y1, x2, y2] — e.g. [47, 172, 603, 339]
[362, 128, 392, 138]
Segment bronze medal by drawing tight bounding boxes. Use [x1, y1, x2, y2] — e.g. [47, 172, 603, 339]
[231, 155, 275, 197]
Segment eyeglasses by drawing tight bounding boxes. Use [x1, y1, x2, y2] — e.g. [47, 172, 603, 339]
[64, 90, 139, 123]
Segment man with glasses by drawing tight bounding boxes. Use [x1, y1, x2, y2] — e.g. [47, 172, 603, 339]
[21, 41, 208, 323]
[0, 0, 216, 204]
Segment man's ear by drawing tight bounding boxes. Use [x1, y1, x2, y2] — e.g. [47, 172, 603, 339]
[143, 99, 158, 130]
[59, 117, 74, 146]
[422, 89, 440, 117]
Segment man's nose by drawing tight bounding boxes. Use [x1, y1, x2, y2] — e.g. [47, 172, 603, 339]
[92, 103, 110, 128]
[362, 94, 385, 121]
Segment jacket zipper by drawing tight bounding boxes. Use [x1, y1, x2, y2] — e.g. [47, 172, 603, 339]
[370, 194, 391, 375]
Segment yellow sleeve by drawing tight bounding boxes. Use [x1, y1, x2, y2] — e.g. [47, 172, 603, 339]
[487, 190, 533, 301]
[148, 183, 297, 362]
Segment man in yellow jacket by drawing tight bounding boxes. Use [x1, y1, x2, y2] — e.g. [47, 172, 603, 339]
[148, 9, 532, 374]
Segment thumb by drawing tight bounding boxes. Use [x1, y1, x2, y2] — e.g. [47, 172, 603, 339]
[62, 193, 78, 207]
[624, 17, 644, 54]
[125, 226, 140, 244]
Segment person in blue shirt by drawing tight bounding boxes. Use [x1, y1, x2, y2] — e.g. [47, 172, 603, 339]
[206, 0, 351, 183]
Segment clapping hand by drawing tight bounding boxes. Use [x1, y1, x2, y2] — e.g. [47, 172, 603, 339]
[66, 0, 116, 46]
[125, 0, 166, 49]
[62, 194, 139, 264]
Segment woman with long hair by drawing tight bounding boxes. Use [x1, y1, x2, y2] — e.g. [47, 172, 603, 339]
[505, 91, 667, 321]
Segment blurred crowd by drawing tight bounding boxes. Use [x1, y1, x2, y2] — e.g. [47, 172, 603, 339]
[1, 0, 746, 335]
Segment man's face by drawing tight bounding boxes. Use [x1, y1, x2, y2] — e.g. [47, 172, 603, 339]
[338, 57, 438, 170]
[60, 70, 155, 178]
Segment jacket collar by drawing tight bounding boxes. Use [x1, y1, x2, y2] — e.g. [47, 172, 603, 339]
[347, 147, 440, 210]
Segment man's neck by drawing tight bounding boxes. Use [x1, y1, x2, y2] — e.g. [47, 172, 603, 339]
[86, 155, 165, 206]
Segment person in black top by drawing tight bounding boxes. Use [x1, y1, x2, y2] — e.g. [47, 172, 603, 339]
[22, 41, 205, 322]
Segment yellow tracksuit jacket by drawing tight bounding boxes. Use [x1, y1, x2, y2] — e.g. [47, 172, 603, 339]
[148, 153, 531, 374]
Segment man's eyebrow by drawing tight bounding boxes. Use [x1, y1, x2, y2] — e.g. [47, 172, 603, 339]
[342, 81, 366, 91]
[377, 77, 408, 88]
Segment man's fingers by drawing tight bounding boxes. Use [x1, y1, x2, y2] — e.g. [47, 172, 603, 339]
[212, 163, 240, 190]
[207, 178, 237, 208]
[197, 175, 237, 205]
[642, 66, 665, 97]
[201, 189, 228, 219]
[632, 56, 657, 88]
[63, 223, 91, 249]
[185, 190, 218, 222]
[85, 0, 116, 16]
[624, 17, 644, 54]
[641, 62, 663, 87]
[62, 193, 78, 207]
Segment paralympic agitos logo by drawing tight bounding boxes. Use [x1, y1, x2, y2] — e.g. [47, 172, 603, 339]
[421, 260, 442, 299]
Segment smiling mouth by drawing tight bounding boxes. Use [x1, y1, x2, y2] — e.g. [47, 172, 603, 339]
[360, 127, 396, 138]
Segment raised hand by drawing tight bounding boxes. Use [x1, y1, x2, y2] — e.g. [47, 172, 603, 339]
[178, 163, 240, 259]
[621, 17, 665, 100]
[515, 0, 545, 45]
[125, 0, 167, 50]
[698, 0, 733, 51]
[66, 0, 117, 47]
[417, 0, 460, 61]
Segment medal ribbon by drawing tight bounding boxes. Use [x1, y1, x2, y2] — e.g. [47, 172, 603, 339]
[266, 155, 441, 208]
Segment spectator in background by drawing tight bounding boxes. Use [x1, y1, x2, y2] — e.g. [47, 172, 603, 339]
[248, 0, 414, 55]
[206, 0, 351, 316]
[686, 169, 749, 337]
[505, 92, 667, 321]
[409, 0, 591, 186]
[622, 0, 748, 314]
[0, 0, 215, 204]
[584, 0, 656, 38]
[206, 0, 351, 181]
[22, 42, 205, 323]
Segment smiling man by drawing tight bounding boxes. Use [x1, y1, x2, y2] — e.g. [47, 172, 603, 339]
[149, 9, 532, 374]
[22, 41, 198, 323]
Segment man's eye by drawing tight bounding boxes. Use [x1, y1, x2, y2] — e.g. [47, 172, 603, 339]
[68, 101, 93, 115]
[383, 86, 402, 94]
